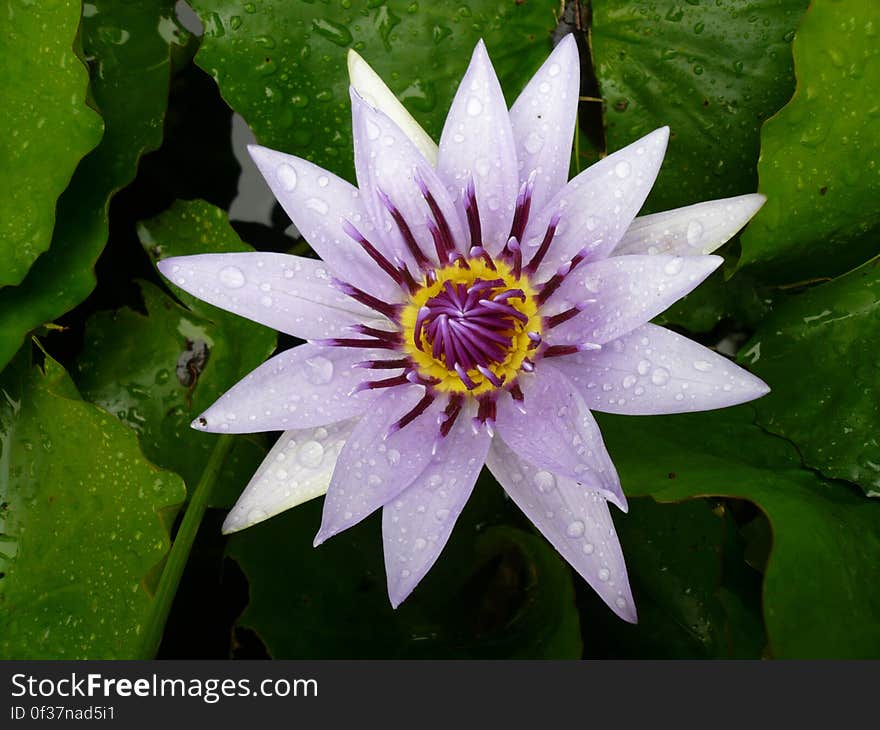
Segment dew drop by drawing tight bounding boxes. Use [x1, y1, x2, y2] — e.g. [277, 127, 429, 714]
[317, 175, 329, 188]
[651, 367, 670, 386]
[693, 360, 713, 372]
[533, 470, 556, 493]
[664, 257, 684, 276]
[598, 568, 610, 582]
[548, 63, 560, 77]
[566, 520, 585, 538]
[414, 537, 427, 550]
[614, 160, 631, 178]
[435, 508, 450, 522]
[387, 449, 401, 466]
[306, 198, 329, 215]
[622, 375, 637, 389]
[523, 131, 544, 154]
[686, 219, 704, 246]
[304, 356, 334, 384]
[276, 164, 297, 191]
[218, 266, 245, 289]
[582, 543, 595, 555]
[466, 96, 483, 116]
[637, 359, 651, 376]
[298, 441, 324, 467]
[365, 119, 381, 140]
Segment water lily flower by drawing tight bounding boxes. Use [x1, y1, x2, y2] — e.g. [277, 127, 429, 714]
[158, 35, 768, 622]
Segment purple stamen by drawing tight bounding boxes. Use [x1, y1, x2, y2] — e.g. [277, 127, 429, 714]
[508, 170, 536, 243]
[415, 169, 458, 257]
[353, 374, 410, 393]
[354, 358, 410, 370]
[464, 177, 482, 249]
[389, 391, 435, 434]
[333, 278, 401, 320]
[440, 395, 464, 437]
[525, 210, 561, 274]
[545, 306, 582, 329]
[377, 188, 432, 270]
[342, 220, 410, 290]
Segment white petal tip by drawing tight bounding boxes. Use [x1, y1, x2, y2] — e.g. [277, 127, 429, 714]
[156, 257, 176, 277]
[221, 517, 243, 535]
[619, 605, 638, 624]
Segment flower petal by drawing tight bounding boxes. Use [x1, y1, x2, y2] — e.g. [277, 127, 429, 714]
[495, 364, 626, 511]
[486, 438, 636, 623]
[382, 404, 491, 607]
[247, 144, 402, 300]
[314, 385, 444, 545]
[613, 194, 766, 257]
[192, 343, 399, 433]
[222, 419, 355, 534]
[351, 89, 465, 266]
[545, 254, 722, 347]
[347, 49, 438, 166]
[553, 323, 769, 415]
[437, 40, 519, 255]
[509, 34, 580, 215]
[522, 127, 669, 281]
[157, 253, 383, 340]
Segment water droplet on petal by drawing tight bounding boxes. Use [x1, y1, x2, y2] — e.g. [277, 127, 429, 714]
[534, 470, 556, 492]
[614, 160, 631, 178]
[693, 360, 713, 372]
[276, 163, 297, 191]
[664, 257, 684, 276]
[218, 266, 245, 288]
[466, 96, 483, 116]
[686, 219, 704, 246]
[566, 520, 585, 538]
[651, 367, 670, 386]
[598, 568, 610, 582]
[298, 441, 324, 467]
[524, 131, 544, 154]
[548, 63, 560, 77]
[304, 356, 334, 384]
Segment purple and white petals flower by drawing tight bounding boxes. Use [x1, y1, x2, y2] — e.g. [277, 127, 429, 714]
[158, 35, 768, 622]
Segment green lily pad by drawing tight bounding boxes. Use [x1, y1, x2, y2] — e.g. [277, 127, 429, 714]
[0, 352, 185, 659]
[581, 498, 765, 658]
[189, 0, 558, 181]
[0, 0, 188, 371]
[228, 476, 582, 658]
[591, 0, 807, 213]
[0, 0, 104, 287]
[741, 256, 880, 495]
[597, 406, 880, 658]
[76, 201, 277, 506]
[739, 0, 880, 281]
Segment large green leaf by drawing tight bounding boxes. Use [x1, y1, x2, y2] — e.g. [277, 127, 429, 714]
[741, 256, 880, 495]
[228, 476, 582, 658]
[0, 1, 187, 371]
[189, 0, 557, 181]
[0, 353, 185, 659]
[592, 0, 807, 213]
[597, 406, 880, 658]
[0, 0, 103, 287]
[580, 498, 765, 658]
[739, 0, 880, 280]
[76, 201, 277, 506]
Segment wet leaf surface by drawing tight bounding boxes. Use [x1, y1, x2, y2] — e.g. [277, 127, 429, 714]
[0, 353, 185, 658]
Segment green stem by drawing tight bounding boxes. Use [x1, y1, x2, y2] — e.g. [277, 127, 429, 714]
[138, 434, 233, 659]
